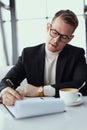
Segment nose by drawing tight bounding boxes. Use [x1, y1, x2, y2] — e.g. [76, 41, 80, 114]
[54, 35, 61, 42]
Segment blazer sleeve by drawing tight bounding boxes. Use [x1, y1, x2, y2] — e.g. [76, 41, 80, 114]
[52, 48, 87, 97]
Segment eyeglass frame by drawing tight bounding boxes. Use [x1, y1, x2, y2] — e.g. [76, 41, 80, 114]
[49, 28, 72, 42]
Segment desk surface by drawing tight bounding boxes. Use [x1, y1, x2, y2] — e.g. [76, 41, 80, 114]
[0, 96, 87, 130]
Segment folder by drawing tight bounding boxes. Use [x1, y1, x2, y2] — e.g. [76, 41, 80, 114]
[5, 97, 66, 119]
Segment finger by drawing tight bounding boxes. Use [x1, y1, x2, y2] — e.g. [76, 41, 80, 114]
[2, 93, 16, 106]
[7, 88, 23, 100]
[16, 88, 24, 98]
[2, 87, 23, 100]
[3, 97, 15, 106]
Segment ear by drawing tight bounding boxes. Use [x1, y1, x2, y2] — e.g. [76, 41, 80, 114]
[46, 22, 51, 32]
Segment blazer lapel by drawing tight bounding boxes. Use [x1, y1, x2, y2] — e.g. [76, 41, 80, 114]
[56, 48, 68, 83]
[35, 44, 45, 85]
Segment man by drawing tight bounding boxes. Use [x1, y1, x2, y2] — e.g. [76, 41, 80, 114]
[0, 9, 87, 106]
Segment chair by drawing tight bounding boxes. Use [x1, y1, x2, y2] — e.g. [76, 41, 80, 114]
[0, 65, 27, 88]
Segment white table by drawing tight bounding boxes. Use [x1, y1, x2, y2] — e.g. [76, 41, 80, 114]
[0, 96, 87, 130]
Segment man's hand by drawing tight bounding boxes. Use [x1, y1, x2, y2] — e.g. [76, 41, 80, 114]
[22, 84, 39, 97]
[1, 87, 24, 106]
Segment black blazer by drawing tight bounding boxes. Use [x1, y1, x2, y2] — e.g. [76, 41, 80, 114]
[0, 43, 87, 96]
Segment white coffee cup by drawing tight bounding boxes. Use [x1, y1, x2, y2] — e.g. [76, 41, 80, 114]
[59, 88, 82, 106]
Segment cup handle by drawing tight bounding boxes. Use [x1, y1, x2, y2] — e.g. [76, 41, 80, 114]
[76, 92, 82, 101]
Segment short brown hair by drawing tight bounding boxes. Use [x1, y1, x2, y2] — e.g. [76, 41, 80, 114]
[52, 10, 79, 33]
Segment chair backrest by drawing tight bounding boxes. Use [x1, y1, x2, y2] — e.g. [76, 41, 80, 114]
[0, 66, 12, 81]
[0, 66, 27, 88]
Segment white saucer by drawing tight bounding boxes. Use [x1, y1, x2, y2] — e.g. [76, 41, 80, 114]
[67, 99, 84, 107]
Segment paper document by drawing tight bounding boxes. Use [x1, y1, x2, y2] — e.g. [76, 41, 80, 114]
[5, 97, 65, 119]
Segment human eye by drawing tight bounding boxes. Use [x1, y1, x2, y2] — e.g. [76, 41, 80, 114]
[52, 30, 57, 34]
[62, 35, 68, 40]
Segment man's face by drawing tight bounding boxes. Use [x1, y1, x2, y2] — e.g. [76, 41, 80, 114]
[46, 17, 74, 52]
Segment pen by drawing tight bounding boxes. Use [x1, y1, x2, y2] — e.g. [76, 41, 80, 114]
[6, 79, 15, 89]
[6, 79, 22, 97]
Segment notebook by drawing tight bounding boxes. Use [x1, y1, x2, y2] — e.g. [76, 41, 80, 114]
[5, 97, 66, 119]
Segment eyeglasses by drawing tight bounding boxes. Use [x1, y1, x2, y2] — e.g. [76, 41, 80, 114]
[49, 29, 71, 42]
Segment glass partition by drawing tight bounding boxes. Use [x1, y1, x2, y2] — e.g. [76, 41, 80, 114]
[0, 0, 86, 65]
